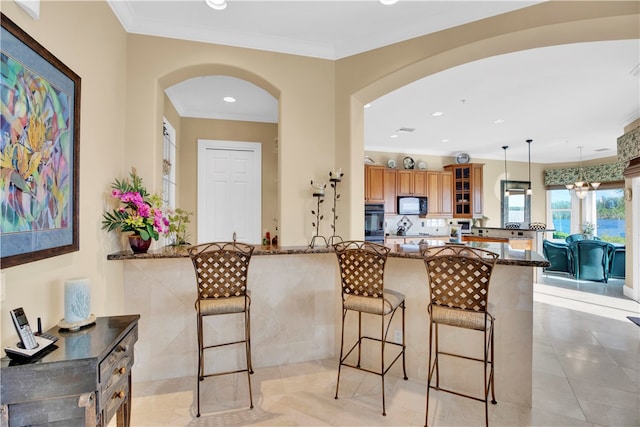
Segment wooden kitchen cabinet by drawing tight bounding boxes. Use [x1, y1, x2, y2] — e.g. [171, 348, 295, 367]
[397, 170, 427, 196]
[472, 163, 484, 217]
[365, 165, 385, 203]
[426, 171, 453, 217]
[444, 163, 484, 218]
[383, 169, 397, 214]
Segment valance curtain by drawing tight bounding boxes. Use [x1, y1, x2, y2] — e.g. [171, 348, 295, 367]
[543, 162, 624, 187]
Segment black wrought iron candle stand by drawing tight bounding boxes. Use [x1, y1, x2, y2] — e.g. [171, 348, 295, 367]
[328, 170, 345, 245]
[309, 180, 328, 248]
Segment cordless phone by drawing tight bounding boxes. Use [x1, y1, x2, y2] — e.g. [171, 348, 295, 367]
[10, 307, 38, 350]
[5, 307, 59, 360]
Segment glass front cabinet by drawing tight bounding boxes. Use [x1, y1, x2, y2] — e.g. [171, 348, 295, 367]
[443, 163, 484, 218]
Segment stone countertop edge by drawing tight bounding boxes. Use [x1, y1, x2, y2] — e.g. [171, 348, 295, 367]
[107, 243, 549, 268]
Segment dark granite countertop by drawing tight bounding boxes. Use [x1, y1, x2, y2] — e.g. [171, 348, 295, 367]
[107, 241, 548, 268]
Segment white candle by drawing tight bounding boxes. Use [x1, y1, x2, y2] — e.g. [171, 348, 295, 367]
[64, 278, 91, 323]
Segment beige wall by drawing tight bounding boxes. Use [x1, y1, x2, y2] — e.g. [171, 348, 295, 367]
[1, 1, 128, 347]
[177, 118, 278, 241]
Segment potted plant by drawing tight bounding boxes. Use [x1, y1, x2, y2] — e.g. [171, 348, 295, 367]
[581, 222, 595, 237]
[102, 168, 169, 253]
[449, 226, 461, 243]
[166, 208, 193, 246]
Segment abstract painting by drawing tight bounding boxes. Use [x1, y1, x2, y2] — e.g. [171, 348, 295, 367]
[1, 14, 80, 268]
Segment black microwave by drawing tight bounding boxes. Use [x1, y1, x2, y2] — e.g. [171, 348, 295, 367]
[397, 196, 428, 215]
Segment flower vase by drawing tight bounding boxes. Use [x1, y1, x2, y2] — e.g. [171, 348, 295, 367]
[128, 235, 152, 253]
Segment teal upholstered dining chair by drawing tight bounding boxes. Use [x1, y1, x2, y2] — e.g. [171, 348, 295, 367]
[610, 247, 626, 279]
[568, 240, 615, 283]
[565, 234, 601, 244]
[542, 240, 572, 275]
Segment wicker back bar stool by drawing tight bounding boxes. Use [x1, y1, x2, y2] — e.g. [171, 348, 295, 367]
[333, 240, 408, 416]
[188, 241, 255, 417]
[421, 244, 499, 427]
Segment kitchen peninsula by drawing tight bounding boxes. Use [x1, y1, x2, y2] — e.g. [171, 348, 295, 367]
[109, 242, 548, 407]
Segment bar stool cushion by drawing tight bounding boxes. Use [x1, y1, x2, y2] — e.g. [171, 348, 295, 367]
[198, 293, 251, 315]
[343, 289, 405, 315]
[430, 305, 494, 330]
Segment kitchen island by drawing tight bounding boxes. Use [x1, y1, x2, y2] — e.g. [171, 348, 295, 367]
[108, 241, 548, 407]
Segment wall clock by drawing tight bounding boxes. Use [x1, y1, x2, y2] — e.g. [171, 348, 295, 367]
[456, 153, 470, 164]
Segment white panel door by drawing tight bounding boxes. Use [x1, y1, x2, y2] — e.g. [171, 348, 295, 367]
[197, 140, 261, 244]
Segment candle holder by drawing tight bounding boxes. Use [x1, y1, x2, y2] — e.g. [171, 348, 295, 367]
[58, 278, 96, 331]
[328, 169, 344, 246]
[310, 180, 328, 248]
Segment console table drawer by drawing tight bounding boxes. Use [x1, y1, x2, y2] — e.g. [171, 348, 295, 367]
[99, 325, 137, 392]
[102, 374, 130, 425]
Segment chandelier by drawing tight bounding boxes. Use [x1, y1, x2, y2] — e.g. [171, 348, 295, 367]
[565, 146, 600, 199]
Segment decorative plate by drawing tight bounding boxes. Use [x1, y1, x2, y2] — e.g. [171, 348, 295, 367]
[417, 161, 427, 170]
[387, 159, 396, 169]
[403, 156, 415, 169]
[456, 153, 470, 164]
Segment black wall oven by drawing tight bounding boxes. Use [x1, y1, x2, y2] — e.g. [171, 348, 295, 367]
[364, 203, 385, 243]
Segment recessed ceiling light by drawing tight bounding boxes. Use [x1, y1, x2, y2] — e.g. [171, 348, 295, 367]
[223, 96, 236, 103]
[206, 0, 227, 10]
[379, 0, 399, 5]
[432, 111, 444, 117]
[390, 134, 398, 138]
[493, 119, 505, 124]
[441, 139, 449, 143]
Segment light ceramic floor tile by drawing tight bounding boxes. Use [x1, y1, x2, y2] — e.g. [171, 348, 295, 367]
[128, 276, 640, 426]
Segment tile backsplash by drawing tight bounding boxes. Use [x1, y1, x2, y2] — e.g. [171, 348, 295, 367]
[384, 215, 449, 236]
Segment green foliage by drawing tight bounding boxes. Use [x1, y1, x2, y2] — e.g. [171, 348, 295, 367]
[166, 208, 193, 245]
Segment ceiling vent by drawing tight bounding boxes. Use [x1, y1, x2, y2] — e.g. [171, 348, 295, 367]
[594, 148, 611, 152]
[630, 63, 640, 77]
[396, 127, 415, 133]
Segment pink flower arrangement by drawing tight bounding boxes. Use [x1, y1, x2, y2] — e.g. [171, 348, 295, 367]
[102, 169, 169, 241]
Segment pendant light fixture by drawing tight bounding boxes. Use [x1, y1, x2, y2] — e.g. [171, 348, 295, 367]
[526, 139, 533, 196]
[502, 145, 510, 197]
[565, 146, 601, 199]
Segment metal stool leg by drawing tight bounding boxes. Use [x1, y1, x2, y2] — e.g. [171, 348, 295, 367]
[196, 311, 203, 417]
[245, 308, 254, 409]
[335, 308, 347, 399]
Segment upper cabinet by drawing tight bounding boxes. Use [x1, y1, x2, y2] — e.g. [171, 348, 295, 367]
[365, 165, 385, 203]
[426, 171, 453, 217]
[443, 163, 484, 218]
[397, 170, 427, 196]
[383, 169, 397, 214]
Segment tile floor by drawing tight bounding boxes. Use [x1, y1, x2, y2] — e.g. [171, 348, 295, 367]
[128, 275, 640, 426]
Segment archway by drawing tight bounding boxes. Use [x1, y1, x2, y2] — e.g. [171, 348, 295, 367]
[158, 65, 280, 242]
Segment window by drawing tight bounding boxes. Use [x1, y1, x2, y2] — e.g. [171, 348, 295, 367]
[548, 189, 572, 239]
[594, 188, 625, 243]
[162, 119, 177, 246]
[501, 180, 531, 227]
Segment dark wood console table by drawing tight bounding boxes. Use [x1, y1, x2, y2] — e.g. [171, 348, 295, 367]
[1, 315, 140, 427]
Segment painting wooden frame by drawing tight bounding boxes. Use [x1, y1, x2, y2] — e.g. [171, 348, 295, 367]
[1, 14, 81, 268]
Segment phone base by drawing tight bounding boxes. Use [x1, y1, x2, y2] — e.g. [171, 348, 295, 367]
[4, 336, 56, 360]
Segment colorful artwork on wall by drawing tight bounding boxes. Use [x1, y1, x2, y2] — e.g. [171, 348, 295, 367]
[1, 14, 81, 268]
